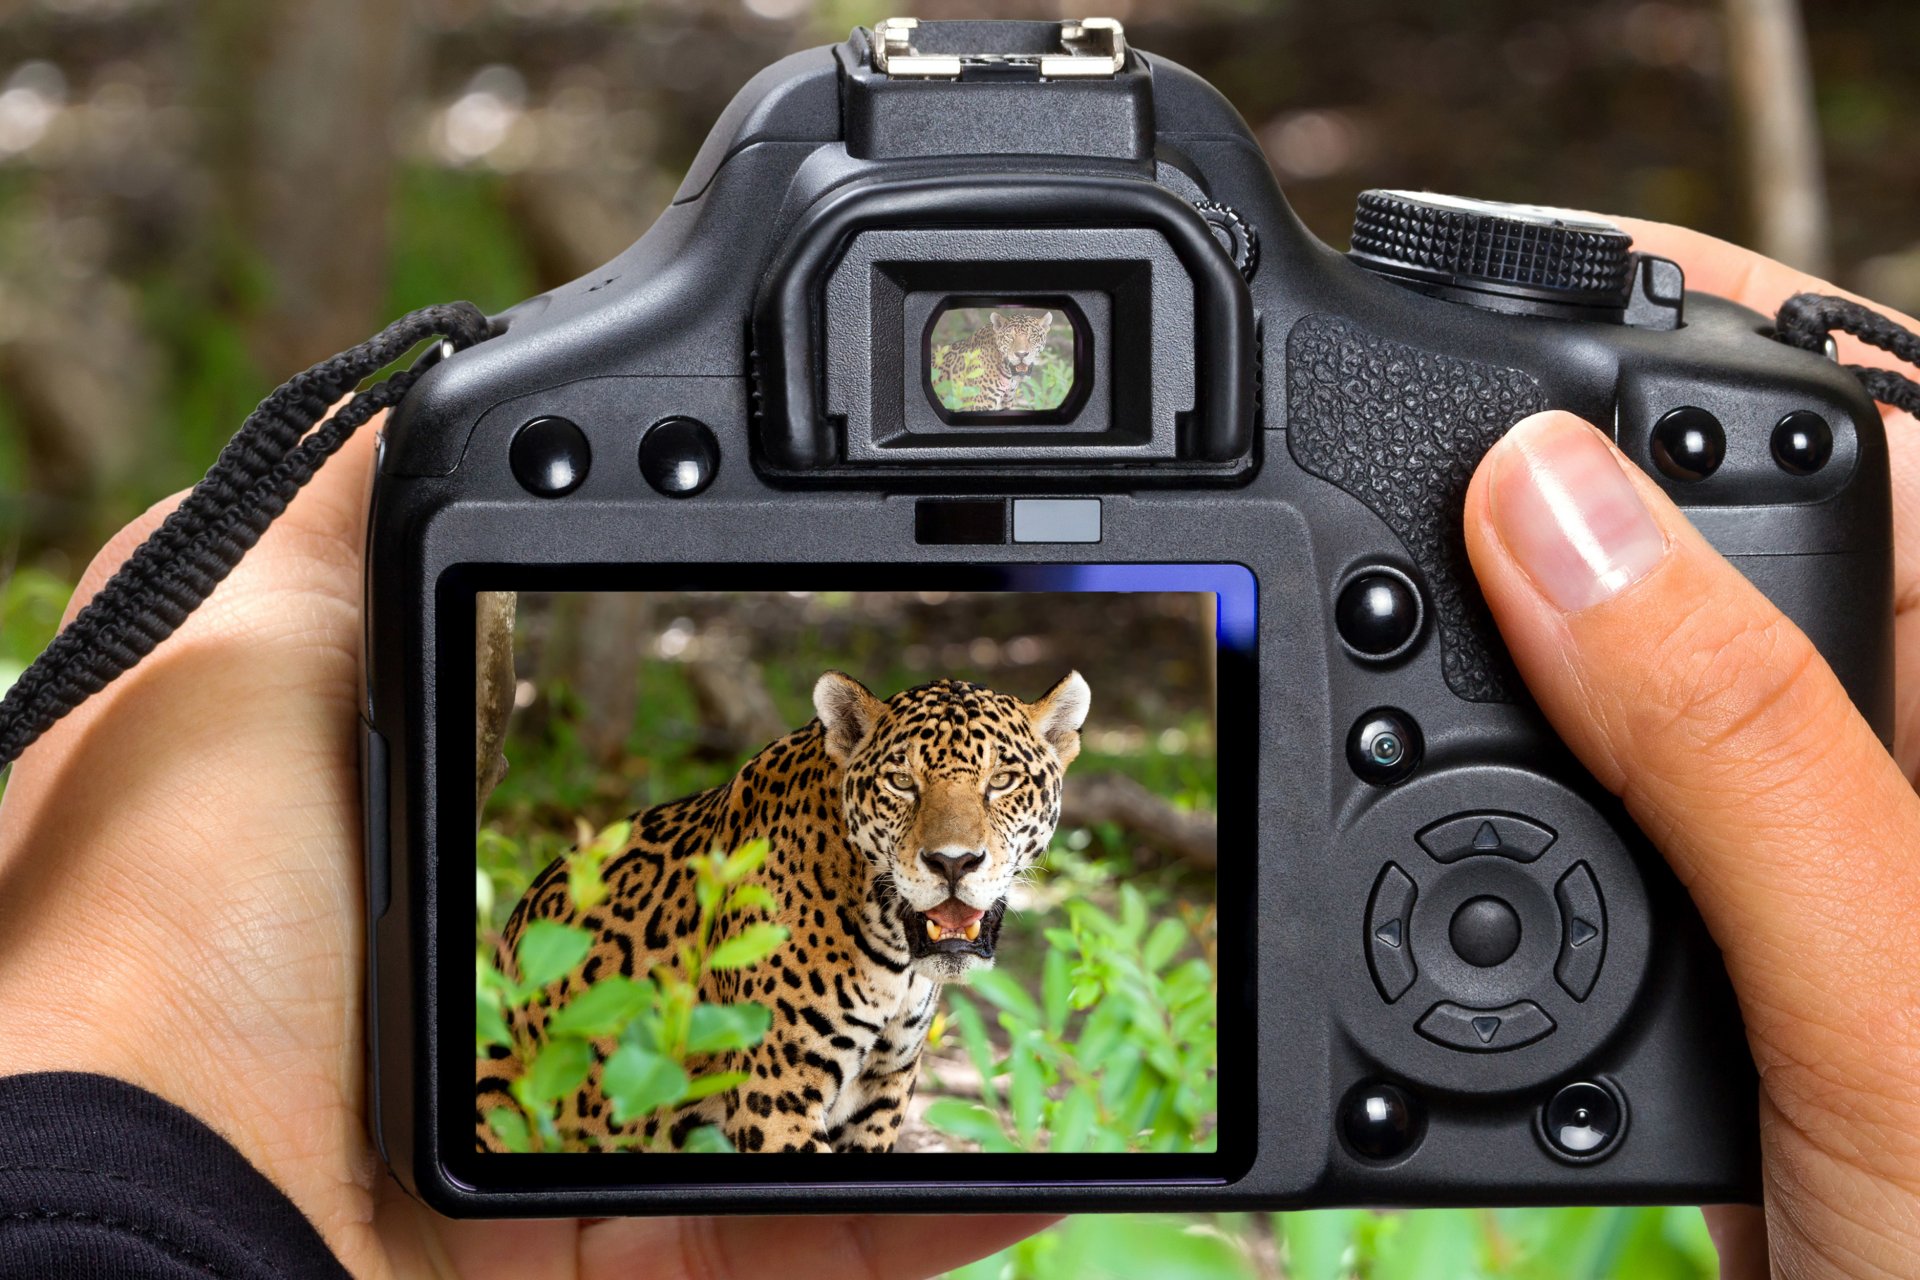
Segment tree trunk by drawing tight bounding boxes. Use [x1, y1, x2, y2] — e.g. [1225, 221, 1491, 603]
[1723, 0, 1831, 274]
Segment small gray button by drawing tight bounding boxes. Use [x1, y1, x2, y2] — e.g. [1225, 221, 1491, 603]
[1012, 499, 1101, 543]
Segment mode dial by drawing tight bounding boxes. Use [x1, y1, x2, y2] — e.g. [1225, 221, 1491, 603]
[1349, 190, 1636, 314]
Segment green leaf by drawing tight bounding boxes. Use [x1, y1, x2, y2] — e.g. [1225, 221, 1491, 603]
[476, 994, 512, 1050]
[1143, 918, 1189, 972]
[546, 976, 654, 1039]
[1051, 1087, 1096, 1152]
[947, 994, 1003, 1109]
[686, 1001, 774, 1053]
[923, 1099, 1010, 1148]
[680, 1124, 735, 1153]
[485, 1107, 532, 1153]
[1042, 949, 1072, 1036]
[681, 1070, 750, 1102]
[721, 838, 771, 883]
[966, 967, 1044, 1028]
[706, 922, 791, 970]
[1279, 1211, 1361, 1280]
[724, 883, 778, 917]
[516, 920, 594, 990]
[522, 1036, 594, 1104]
[1010, 1034, 1045, 1147]
[603, 1044, 690, 1123]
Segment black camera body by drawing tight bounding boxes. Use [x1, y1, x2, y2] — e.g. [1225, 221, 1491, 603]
[364, 19, 1891, 1216]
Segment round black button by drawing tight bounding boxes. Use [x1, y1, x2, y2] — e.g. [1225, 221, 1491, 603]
[1771, 410, 1833, 475]
[1336, 569, 1424, 661]
[1541, 1080, 1626, 1162]
[1340, 1081, 1423, 1161]
[1347, 708, 1423, 786]
[509, 416, 590, 497]
[639, 416, 720, 498]
[1449, 896, 1522, 968]
[1650, 407, 1725, 482]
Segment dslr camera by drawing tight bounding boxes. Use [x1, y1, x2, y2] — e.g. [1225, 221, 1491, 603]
[364, 18, 1891, 1215]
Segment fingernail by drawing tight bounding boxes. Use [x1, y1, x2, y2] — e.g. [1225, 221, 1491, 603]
[1489, 413, 1667, 613]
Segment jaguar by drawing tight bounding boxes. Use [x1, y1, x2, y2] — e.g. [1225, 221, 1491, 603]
[476, 670, 1091, 1152]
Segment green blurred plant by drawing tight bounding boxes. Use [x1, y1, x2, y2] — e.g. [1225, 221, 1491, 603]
[925, 884, 1216, 1154]
[0, 565, 70, 700]
[476, 825, 788, 1153]
[946, 1204, 1719, 1280]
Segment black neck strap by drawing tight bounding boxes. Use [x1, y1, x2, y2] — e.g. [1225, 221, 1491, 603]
[1, 293, 1918, 773]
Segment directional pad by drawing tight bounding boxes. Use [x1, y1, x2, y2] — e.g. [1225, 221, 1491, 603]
[1417, 999, 1555, 1053]
[1416, 811, 1557, 864]
[1365, 864, 1418, 1003]
[1554, 862, 1607, 1001]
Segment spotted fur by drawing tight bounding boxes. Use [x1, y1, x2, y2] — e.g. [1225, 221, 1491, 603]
[934, 310, 1054, 410]
[477, 671, 1091, 1153]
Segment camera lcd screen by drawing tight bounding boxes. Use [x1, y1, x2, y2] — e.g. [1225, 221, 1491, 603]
[924, 300, 1089, 424]
[462, 564, 1253, 1181]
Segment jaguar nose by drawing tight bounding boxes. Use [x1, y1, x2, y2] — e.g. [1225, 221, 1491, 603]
[920, 848, 985, 889]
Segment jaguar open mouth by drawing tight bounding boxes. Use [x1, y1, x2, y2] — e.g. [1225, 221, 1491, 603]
[901, 896, 1007, 962]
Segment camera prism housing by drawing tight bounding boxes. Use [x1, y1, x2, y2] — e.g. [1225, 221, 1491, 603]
[364, 18, 1892, 1216]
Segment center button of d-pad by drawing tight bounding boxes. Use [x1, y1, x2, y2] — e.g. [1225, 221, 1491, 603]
[1449, 896, 1521, 968]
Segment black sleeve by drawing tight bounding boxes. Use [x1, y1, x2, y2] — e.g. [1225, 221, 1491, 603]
[0, 1072, 350, 1279]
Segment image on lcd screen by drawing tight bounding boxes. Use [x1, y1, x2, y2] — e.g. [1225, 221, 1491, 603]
[927, 304, 1077, 416]
[475, 586, 1220, 1155]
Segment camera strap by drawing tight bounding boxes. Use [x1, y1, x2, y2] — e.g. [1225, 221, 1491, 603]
[0, 292, 1918, 774]
[1774, 291, 1920, 418]
[0, 301, 492, 771]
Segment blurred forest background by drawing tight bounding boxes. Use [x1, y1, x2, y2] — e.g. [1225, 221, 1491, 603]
[3, 0, 1909, 1272]
[478, 589, 1219, 1155]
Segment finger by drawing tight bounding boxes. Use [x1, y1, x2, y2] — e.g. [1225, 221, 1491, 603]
[577, 1213, 1060, 1280]
[1610, 214, 1920, 375]
[1702, 1205, 1769, 1280]
[1463, 411, 1920, 1153]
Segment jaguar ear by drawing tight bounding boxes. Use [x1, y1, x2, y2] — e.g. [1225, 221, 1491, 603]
[814, 671, 885, 765]
[1038, 312, 1053, 335]
[1027, 671, 1091, 767]
[989, 311, 1006, 330]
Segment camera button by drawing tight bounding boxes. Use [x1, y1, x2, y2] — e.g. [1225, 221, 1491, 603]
[509, 416, 590, 497]
[639, 417, 720, 498]
[1650, 406, 1725, 481]
[1554, 861, 1607, 1001]
[1772, 409, 1833, 475]
[1366, 863, 1419, 1002]
[1416, 999, 1555, 1052]
[1340, 1081, 1423, 1161]
[1336, 567, 1424, 661]
[1540, 1080, 1627, 1162]
[1449, 895, 1522, 968]
[1416, 811, 1557, 864]
[1347, 708, 1422, 785]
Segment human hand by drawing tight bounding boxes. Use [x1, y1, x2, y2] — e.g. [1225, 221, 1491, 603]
[0, 425, 1051, 1278]
[1464, 220, 1920, 1279]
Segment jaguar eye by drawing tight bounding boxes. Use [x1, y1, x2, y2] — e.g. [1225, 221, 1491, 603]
[887, 771, 917, 793]
[988, 768, 1021, 793]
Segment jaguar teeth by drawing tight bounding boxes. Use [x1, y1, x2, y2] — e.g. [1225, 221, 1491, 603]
[926, 920, 944, 941]
[963, 922, 981, 941]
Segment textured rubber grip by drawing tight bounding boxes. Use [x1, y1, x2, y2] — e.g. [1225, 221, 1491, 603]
[1286, 314, 1546, 703]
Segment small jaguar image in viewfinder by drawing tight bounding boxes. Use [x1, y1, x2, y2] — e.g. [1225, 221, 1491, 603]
[927, 303, 1078, 418]
[473, 575, 1236, 1158]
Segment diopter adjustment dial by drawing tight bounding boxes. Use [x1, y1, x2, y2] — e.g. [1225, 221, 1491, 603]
[1349, 190, 1635, 311]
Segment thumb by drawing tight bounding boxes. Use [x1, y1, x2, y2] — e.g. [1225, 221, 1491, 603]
[1464, 411, 1920, 1242]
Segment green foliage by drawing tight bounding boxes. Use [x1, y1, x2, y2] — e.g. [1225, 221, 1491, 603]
[926, 884, 1216, 1154]
[945, 1207, 1720, 1279]
[476, 828, 787, 1152]
[0, 565, 70, 699]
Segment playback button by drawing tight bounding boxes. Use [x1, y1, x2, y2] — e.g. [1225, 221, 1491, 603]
[1366, 863, 1418, 1003]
